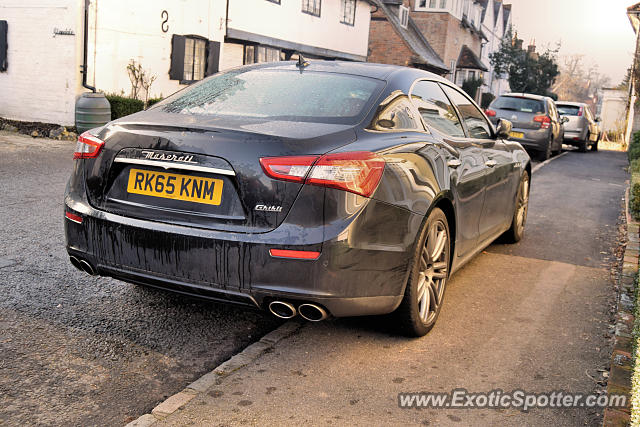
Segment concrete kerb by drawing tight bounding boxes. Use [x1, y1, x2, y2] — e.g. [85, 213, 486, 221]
[125, 150, 569, 426]
[125, 321, 304, 426]
[603, 185, 637, 426]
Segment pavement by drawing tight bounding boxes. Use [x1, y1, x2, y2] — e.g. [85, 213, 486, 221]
[0, 131, 282, 426]
[154, 149, 629, 426]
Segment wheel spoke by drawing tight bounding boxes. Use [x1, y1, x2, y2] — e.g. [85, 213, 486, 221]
[431, 230, 446, 260]
[433, 261, 447, 271]
[418, 276, 429, 320]
[432, 270, 447, 279]
[428, 279, 438, 308]
[420, 249, 428, 270]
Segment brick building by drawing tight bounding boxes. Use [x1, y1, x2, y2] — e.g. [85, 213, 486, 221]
[368, 0, 448, 74]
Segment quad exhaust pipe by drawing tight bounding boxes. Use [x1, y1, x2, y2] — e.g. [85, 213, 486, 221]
[69, 255, 97, 276]
[268, 301, 297, 319]
[267, 301, 329, 321]
[298, 303, 329, 322]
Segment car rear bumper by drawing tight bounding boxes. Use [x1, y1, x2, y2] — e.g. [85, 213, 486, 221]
[507, 128, 550, 151]
[563, 130, 588, 144]
[64, 183, 418, 318]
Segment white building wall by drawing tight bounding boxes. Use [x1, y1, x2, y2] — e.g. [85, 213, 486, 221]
[0, 0, 83, 125]
[88, 0, 227, 99]
[601, 89, 628, 133]
[226, 0, 371, 60]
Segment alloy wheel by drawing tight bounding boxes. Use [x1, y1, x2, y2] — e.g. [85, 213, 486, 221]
[515, 176, 530, 235]
[416, 220, 449, 325]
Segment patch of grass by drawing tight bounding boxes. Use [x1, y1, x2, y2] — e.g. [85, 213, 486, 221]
[629, 131, 640, 162]
[631, 182, 640, 222]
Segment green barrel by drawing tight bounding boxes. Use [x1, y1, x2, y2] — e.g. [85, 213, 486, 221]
[75, 92, 111, 134]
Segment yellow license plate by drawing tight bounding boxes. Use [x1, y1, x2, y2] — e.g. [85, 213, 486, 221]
[127, 168, 223, 206]
[509, 131, 524, 139]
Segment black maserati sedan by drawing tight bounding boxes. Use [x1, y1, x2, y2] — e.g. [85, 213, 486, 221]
[64, 61, 530, 336]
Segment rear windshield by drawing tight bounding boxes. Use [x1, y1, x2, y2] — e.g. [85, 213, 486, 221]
[556, 105, 581, 116]
[492, 96, 545, 114]
[154, 68, 384, 125]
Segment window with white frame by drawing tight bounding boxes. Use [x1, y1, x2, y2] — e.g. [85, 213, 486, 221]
[399, 5, 409, 28]
[183, 37, 206, 81]
[341, 0, 356, 25]
[302, 0, 321, 17]
[416, 0, 447, 10]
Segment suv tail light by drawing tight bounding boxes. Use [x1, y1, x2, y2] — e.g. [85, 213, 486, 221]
[260, 151, 385, 197]
[533, 115, 551, 129]
[578, 106, 583, 116]
[73, 131, 105, 159]
[485, 109, 496, 117]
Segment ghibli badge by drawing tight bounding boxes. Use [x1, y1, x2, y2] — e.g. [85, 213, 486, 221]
[254, 204, 283, 212]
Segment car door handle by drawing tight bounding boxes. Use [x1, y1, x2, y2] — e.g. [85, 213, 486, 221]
[485, 159, 497, 168]
[447, 159, 462, 168]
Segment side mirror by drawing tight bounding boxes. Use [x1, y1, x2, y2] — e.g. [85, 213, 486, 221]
[496, 118, 512, 139]
[560, 116, 570, 124]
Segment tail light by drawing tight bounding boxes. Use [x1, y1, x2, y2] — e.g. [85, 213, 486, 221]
[485, 109, 496, 117]
[260, 151, 385, 197]
[269, 249, 320, 260]
[259, 156, 317, 183]
[73, 131, 105, 159]
[578, 106, 583, 117]
[65, 211, 83, 224]
[533, 115, 551, 129]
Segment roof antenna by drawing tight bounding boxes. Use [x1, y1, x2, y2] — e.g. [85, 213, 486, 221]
[296, 53, 310, 69]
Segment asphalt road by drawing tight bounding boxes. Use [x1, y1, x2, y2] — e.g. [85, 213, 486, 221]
[158, 149, 629, 426]
[0, 132, 282, 426]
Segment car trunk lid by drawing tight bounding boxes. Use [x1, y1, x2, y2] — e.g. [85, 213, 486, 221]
[83, 112, 356, 233]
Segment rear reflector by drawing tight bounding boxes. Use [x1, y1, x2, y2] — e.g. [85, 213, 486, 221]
[485, 109, 496, 117]
[269, 249, 320, 260]
[65, 211, 83, 224]
[260, 151, 385, 198]
[73, 131, 105, 159]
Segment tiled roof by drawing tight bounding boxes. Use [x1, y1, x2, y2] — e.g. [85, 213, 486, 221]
[457, 45, 488, 71]
[371, 0, 449, 73]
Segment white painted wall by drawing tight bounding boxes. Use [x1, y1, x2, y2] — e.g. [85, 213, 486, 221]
[0, 0, 83, 125]
[226, 0, 371, 59]
[601, 89, 627, 132]
[88, 0, 227, 99]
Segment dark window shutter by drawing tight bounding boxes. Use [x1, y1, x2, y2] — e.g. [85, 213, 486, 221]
[205, 41, 221, 77]
[169, 34, 185, 80]
[0, 21, 7, 72]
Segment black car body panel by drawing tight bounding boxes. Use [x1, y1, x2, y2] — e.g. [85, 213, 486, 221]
[65, 61, 530, 318]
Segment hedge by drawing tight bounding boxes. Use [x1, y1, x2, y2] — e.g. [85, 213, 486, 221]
[106, 95, 163, 120]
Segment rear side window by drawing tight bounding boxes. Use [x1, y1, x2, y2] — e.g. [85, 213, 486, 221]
[557, 105, 581, 116]
[440, 84, 493, 139]
[492, 96, 545, 114]
[157, 69, 384, 125]
[369, 92, 424, 132]
[409, 80, 465, 138]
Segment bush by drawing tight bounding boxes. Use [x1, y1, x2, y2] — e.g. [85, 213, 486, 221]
[631, 181, 640, 221]
[630, 131, 640, 162]
[106, 94, 144, 120]
[631, 159, 640, 175]
[105, 95, 165, 120]
[481, 92, 495, 109]
[461, 77, 484, 99]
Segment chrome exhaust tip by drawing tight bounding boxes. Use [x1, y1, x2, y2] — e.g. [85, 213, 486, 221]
[69, 256, 83, 272]
[298, 303, 329, 322]
[78, 259, 96, 276]
[268, 301, 297, 319]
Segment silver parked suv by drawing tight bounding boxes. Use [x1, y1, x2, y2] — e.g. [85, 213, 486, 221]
[486, 93, 567, 160]
[555, 102, 600, 152]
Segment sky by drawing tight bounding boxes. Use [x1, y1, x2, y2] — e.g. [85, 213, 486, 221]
[507, 0, 637, 85]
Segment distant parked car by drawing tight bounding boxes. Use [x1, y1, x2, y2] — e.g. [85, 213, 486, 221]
[555, 102, 600, 152]
[486, 93, 567, 160]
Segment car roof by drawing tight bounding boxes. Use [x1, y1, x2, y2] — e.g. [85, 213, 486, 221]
[555, 101, 585, 106]
[238, 60, 446, 82]
[500, 92, 549, 101]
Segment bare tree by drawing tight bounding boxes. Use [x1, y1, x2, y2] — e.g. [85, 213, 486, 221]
[126, 60, 157, 108]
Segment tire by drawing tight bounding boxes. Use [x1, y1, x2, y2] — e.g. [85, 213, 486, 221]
[503, 172, 530, 243]
[578, 134, 588, 152]
[396, 207, 451, 337]
[537, 138, 552, 161]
